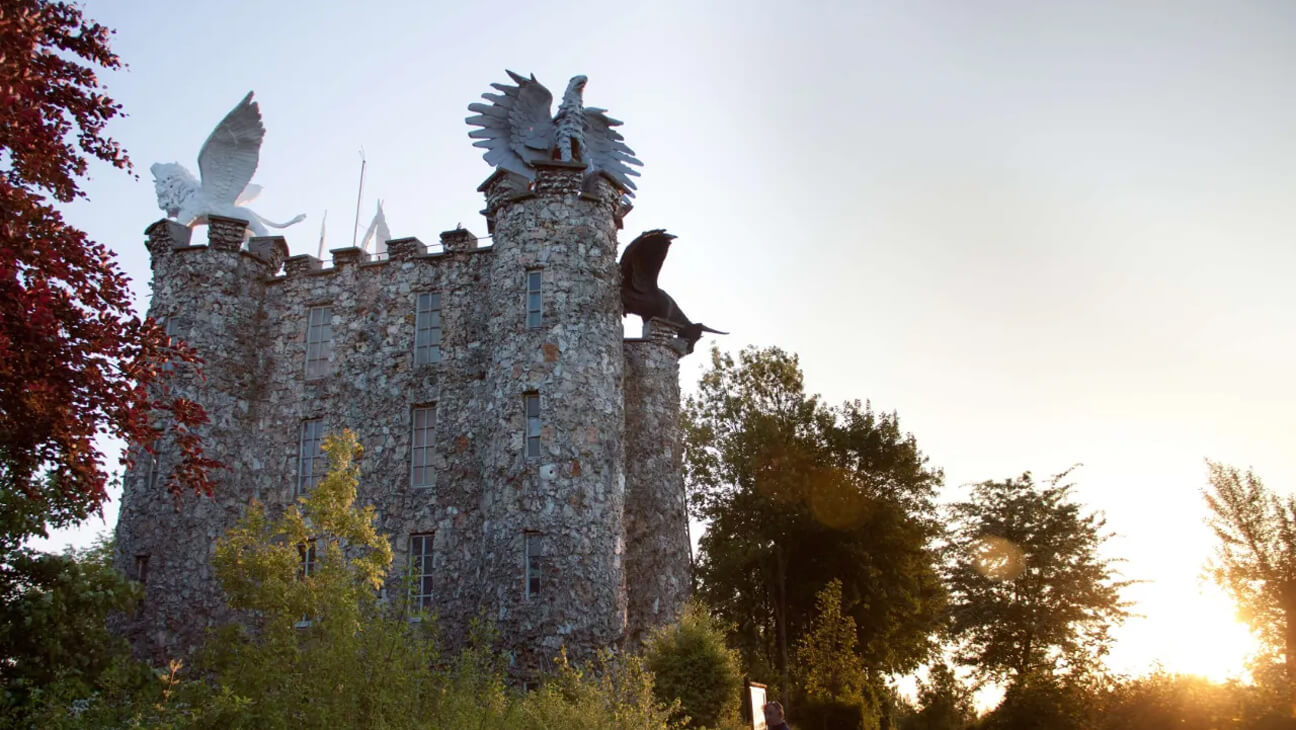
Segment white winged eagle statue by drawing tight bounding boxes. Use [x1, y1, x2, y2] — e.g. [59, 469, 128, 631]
[151, 92, 305, 237]
[466, 72, 642, 195]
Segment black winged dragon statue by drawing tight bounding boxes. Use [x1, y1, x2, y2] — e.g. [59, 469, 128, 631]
[619, 230, 726, 353]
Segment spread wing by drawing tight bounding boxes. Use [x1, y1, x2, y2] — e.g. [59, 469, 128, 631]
[619, 229, 673, 303]
[197, 92, 264, 205]
[467, 71, 555, 179]
[582, 108, 642, 196]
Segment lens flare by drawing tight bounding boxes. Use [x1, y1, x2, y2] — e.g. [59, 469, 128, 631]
[972, 535, 1025, 581]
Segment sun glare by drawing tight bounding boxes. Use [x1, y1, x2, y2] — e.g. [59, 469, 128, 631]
[1111, 584, 1260, 682]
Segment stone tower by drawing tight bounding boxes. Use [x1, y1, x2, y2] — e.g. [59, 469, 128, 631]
[115, 163, 693, 677]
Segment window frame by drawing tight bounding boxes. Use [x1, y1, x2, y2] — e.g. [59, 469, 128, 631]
[409, 533, 435, 612]
[524, 531, 542, 600]
[134, 554, 150, 585]
[525, 270, 542, 330]
[410, 405, 437, 489]
[297, 419, 327, 497]
[414, 292, 442, 365]
[304, 305, 335, 379]
[523, 392, 541, 459]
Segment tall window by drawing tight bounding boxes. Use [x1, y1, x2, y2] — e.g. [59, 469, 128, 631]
[409, 533, 435, 611]
[414, 292, 442, 365]
[144, 451, 161, 491]
[297, 419, 326, 496]
[134, 555, 150, 585]
[525, 270, 542, 329]
[524, 532, 542, 599]
[305, 305, 334, 379]
[161, 317, 181, 373]
[297, 540, 317, 578]
[411, 405, 436, 488]
[524, 392, 540, 459]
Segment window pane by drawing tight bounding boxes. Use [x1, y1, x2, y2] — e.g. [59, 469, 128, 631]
[414, 292, 442, 365]
[305, 306, 335, 378]
[410, 534, 434, 610]
[411, 406, 436, 488]
[298, 419, 325, 496]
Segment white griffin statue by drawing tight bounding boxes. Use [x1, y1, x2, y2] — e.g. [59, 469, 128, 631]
[466, 72, 642, 195]
[151, 92, 305, 237]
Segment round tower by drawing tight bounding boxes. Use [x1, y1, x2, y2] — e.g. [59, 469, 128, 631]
[476, 163, 628, 675]
[114, 216, 287, 663]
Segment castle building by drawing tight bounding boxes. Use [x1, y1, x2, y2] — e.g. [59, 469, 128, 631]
[113, 163, 693, 674]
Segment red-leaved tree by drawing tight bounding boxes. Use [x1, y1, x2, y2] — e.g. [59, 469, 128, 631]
[0, 0, 217, 547]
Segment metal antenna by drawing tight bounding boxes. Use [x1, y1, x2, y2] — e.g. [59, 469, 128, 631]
[351, 149, 366, 248]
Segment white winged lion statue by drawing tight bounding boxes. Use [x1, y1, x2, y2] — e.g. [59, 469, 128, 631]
[151, 92, 305, 237]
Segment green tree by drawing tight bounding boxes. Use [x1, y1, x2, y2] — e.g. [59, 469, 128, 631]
[0, 534, 150, 726]
[946, 471, 1130, 684]
[903, 662, 975, 730]
[685, 347, 946, 691]
[644, 601, 743, 729]
[796, 580, 867, 703]
[1204, 461, 1296, 684]
[976, 673, 1095, 730]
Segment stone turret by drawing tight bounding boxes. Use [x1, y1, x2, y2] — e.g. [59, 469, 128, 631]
[117, 216, 283, 662]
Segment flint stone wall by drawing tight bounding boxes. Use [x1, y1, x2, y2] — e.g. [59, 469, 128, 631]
[115, 171, 690, 675]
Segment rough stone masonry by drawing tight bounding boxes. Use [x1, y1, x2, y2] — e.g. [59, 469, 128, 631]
[114, 163, 693, 678]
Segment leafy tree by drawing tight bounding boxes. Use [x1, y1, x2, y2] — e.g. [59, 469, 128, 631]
[946, 471, 1130, 684]
[0, 0, 215, 551]
[644, 601, 743, 729]
[685, 346, 946, 691]
[0, 534, 151, 726]
[976, 673, 1095, 730]
[1097, 670, 1290, 730]
[796, 580, 867, 704]
[1204, 461, 1296, 682]
[30, 430, 679, 729]
[903, 662, 975, 730]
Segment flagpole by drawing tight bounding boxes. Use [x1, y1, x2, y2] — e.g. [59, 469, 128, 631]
[352, 150, 366, 249]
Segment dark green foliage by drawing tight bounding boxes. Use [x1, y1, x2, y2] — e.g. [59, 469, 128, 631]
[902, 662, 975, 730]
[796, 697, 871, 730]
[0, 534, 149, 727]
[685, 346, 946, 683]
[947, 471, 1131, 683]
[644, 601, 743, 728]
[976, 674, 1095, 730]
[1098, 671, 1290, 730]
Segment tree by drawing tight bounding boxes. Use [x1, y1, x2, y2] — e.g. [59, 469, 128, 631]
[796, 580, 867, 704]
[0, 534, 150, 725]
[946, 471, 1130, 684]
[644, 601, 743, 729]
[903, 662, 975, 730]
[685, 347, 945, 691]
[0, 0, 215, 549]
[1203, 461, 1296, 683]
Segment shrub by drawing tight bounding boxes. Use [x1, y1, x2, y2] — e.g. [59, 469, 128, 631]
[645, 601, 744, 728]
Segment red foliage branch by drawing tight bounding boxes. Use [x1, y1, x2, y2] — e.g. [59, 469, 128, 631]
[0, 0, 217, 537]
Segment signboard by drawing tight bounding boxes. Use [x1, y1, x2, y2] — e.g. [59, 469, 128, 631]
[749, 682, 768, 730]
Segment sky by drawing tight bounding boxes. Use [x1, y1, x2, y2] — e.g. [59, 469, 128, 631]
[41, 0, 1296, 681]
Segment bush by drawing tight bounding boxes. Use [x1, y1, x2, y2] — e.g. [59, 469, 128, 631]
[645, 601, 744, 728]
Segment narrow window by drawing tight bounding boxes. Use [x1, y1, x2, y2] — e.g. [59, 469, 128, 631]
[134, 555, 150, 584]
[411, 405, 436, 488]
[524, 532, 542, 600]
[525, 270, 542, 329]
[304, 305, 334, 379]
[161, 317, 181, 373]
[409, 533, 435, 611]
[523, 392, 540, 459]
[297, 540, 317, 579]
[297, 419, 327, 496]
[414, 292, 442, 365]
[144, 451, 161, 491]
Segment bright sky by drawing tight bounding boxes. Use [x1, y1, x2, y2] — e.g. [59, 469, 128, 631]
[44, 0, 1295, 681]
